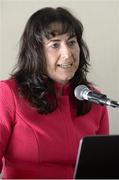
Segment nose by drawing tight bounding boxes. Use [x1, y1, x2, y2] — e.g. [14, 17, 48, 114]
[60, 44, 72, 60]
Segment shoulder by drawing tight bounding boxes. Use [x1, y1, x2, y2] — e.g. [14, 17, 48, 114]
[88, 84, 108, 112]
[0, 79, 18, 130]
[89, 84, 101, 93]
[0, 78, 17, 89]
[0, 78, 18, 96]
[0, 78, 18, 108]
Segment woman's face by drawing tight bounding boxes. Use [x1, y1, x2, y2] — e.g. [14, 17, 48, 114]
[43, 32, 80, 85]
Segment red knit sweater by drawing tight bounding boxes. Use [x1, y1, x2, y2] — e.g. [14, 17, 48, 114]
[0, 79, 109, 179]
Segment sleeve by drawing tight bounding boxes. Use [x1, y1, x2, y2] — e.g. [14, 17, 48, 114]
[0, 81, 15, 173]
[97, 106, 109, 134]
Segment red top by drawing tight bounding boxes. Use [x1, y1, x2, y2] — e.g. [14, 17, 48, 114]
[0, 79, 109, 179]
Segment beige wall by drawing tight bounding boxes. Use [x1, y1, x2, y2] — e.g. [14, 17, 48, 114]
[0, 0, 119, 133]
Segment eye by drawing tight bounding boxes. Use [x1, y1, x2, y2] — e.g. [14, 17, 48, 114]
[50, 43, 60, 49]
[68, 40, 77, 47]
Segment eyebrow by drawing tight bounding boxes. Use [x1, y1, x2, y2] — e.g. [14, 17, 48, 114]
[46, 35, 76, 44]
[44, 39, 60, 45]
[68, 34, 76, 40]
[49, 39, 60, 42]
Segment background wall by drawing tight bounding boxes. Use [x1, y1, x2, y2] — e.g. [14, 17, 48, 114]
[0, 0, 119, 133]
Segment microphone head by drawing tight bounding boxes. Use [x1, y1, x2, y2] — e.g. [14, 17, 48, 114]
[74, 84, 90, 100]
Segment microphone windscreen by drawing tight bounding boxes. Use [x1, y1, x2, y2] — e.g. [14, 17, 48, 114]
[74, 85, 89, 100]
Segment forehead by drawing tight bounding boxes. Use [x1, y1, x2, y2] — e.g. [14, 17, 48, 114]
[42, 21, 75, 40]
[43, 33, 76, 44]
[48, 22, 70, 34]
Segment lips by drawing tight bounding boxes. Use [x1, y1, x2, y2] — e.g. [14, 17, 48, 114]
[57, 62, 73, 69]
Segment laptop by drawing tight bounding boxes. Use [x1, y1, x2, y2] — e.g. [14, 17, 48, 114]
[73, 135, 119, 179]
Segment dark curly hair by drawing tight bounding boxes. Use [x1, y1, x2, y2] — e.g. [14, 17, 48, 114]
[11, 7, 92, 115]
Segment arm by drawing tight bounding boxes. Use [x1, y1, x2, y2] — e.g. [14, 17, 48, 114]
[0, 80, 15, 173]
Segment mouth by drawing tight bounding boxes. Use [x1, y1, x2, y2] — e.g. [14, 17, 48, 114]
[57, 63, 73, 69]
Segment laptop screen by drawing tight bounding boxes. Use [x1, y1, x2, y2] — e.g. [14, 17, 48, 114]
[73, 135, 119, 179]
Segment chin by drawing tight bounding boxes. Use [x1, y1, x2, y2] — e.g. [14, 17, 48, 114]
[60, 77, 73, 84]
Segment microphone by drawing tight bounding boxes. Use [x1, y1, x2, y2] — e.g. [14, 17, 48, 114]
[74, 85, 119, 108]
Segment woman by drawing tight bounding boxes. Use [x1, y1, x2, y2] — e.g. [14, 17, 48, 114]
[0, 7, 109, 179]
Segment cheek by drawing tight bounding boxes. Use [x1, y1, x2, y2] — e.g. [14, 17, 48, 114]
[77, 48, 80, 61]
[77, 47, 80, 57]
[74, 49, 80, 63]
[45, 53, 59, 71]
[46, 58, 56, 74]
[73, 45, 80, 56]
[45, 53, 52, 66]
